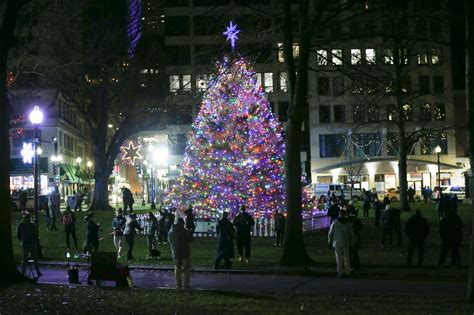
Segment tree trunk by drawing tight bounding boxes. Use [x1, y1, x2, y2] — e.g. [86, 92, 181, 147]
[0, 0, 29, 286]
[281, 120, 313, 266]
[398, 129, 409, 211]
[88, 112, 114, 211]
[280, 0, 313, 266]
[466, 0, 474, 301]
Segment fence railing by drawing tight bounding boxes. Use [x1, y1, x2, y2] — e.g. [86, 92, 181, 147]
[131, 211, 330, 238]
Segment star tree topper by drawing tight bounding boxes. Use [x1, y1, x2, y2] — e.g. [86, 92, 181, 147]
[120, 140, 143, 165]
[223, 21, 240, 49]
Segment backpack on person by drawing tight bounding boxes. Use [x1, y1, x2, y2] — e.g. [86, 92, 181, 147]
[63, 213, 73, 226]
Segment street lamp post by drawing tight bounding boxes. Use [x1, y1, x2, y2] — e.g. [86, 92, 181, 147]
[148, 145, 156, 209]
[434, 145, 442, 189]
[86, 161, 93, 193]
[29, 105, 43, 257]
[76, 157, 82, 192]
[141, 160, 147, 206]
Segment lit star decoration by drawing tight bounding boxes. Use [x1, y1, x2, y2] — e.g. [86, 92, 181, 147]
[223, 21, 240, 49]
[120, 140, 143, 165]
[21, 142, 34, 164]
[165, 54, 317, 218]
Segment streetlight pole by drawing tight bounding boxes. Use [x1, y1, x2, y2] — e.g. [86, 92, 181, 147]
[148, 145, 156, 209]
[76, 157, 82, 192]
[29, 106, 43, 258]
[141, 160, 146, 206]
[435, 145, 442, 189]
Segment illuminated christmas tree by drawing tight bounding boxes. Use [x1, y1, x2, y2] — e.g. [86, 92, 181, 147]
[166, 55, 286, 216]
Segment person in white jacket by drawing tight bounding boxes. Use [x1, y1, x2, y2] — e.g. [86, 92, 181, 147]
[328, 209, 354, 278]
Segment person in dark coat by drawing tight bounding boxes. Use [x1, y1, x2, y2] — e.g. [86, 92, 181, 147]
[19, 189, 28, 210]
[380, 205, 393, 248]
[382, 196, 391, 209]
[273, 209, 286, 246]
[166, 208, 176, 235]
[124, 213, 143, 260]
[407, 187, 416, 204]
[439, 209, 463, 266]
[83, 212, 100, 253]
[122, 187, 134, 214]
[62, 206, 78, 250]
[391, 206, 402, 246]
[17, 212, 42, 277]
[348, 209, 363, 270]
[168, 218, 193, 289]
[232, 204, 255, 263]
[405, 209, 430, 266]
[158, 208, 168, 244]
[327, 200, 340, 224]
[214, 211, 235, 269]
[437, 193, 448, 220]
[362, 194, 371, 219]
[373, 197, 382, 228]
[184, 206, 196, 234]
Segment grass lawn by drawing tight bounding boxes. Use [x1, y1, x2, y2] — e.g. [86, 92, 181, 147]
[0, 283, 473, 314]
[10, 202, 473, 280]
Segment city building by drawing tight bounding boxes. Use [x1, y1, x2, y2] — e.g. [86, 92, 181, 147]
[129, 0, 468, 198]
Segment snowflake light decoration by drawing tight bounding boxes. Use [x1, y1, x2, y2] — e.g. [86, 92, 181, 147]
[120, 140, 142, 165]
[223, 21, 240, 49]
[21, 142, 34, 164]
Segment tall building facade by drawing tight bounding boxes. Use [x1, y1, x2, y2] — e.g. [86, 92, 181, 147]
[133, 0, 468, 195]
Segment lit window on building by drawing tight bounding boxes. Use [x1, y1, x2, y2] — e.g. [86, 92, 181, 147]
[279, 72, 288, 92]
[351, 49, 362, 65]
[277, 43, 299, 63]
[431, 48, 441, 64]
[196, 74, 210, 92]
[169, 75, 180, 93]
[417, 49, 428, 65]
[182, 74, 191, 92]
[384, 49, 393, 64]
[332, 49, 343, 65]
[316, 49, 328, 66]
[402, 103, 413, 121]
[365, 49, 376, 64]
[264, 73, 273, 93]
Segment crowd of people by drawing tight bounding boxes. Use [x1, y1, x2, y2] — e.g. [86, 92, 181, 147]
[15, 186, 465, 288]
[326, 189, 464, 278]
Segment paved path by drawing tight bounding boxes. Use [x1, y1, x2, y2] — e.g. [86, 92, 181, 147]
[35, 267, 465, 297]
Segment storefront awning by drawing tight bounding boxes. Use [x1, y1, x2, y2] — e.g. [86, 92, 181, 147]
[60, 164, 79, 183]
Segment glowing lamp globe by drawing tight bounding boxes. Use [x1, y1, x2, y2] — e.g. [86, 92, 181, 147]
[434, 145, 442, 154]
[29, 106, 43, 125]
